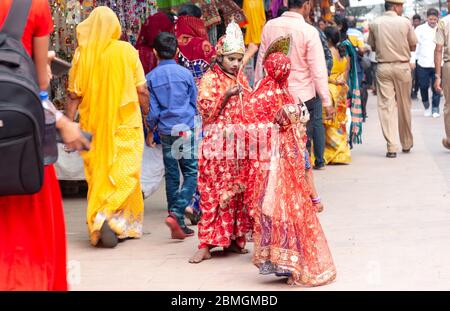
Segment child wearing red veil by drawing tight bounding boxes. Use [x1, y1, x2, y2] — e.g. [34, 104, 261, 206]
[246, 47, 337, 286]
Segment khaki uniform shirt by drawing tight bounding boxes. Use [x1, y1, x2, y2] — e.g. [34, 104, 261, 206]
[368, 11, 417, 63]
[435, 15, 450, 62]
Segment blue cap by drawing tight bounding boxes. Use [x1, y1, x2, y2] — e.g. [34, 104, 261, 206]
[39, 91, 49, 101]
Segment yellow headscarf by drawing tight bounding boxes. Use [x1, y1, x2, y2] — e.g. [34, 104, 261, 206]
[68, 6, 144, 168]
[69, 6, 121, 100]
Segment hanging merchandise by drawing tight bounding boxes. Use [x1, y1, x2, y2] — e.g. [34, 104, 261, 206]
[49, 0, 158, 107]
[216, 0, 247, 27]
[195, 0, 222, 28]
[96, 0, 158, 45]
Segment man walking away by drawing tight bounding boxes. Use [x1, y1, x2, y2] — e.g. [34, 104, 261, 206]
[415, 8, 441, 118]
[368, 0, 417, 158]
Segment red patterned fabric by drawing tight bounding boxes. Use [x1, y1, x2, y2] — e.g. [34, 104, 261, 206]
[243, 53, 293, 217]
[0, 166, 68, 290]
[196, 64, 251, 249]
[245, 53, 337, 286]
[176, 15, 215, 64]
[136, 12, 175, 74]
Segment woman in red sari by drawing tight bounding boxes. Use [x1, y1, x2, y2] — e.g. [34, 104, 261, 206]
[248, 51, 337, 286]
[189, 21, 252, 264]
[176, 4, 216, 83]
[135, 12, 175, 74]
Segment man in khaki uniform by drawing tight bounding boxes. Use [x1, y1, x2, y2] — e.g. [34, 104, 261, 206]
[368, 0, 417, 158]
[434, 0, 450, 150]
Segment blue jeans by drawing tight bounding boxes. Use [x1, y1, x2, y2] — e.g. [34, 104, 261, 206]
[160, 131, 198, 227]
[417, 64, 441, 112]
[305, 96, 325, 167]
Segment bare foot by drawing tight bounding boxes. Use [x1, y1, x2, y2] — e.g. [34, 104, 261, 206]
[224, 241, 249, 254]
[189, 248, 211, 264]
[315, 202, 324, 213]
[287, 277, 295, 286]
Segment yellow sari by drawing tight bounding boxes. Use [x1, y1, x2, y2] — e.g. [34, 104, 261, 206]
[68, 7, 146, 245]
[243, 0, 266, 45]
[323, 53, 351, 164]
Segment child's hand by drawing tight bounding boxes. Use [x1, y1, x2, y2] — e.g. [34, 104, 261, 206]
[225, 85, 241, 98]
[146, 132, 156, 148]
[314, 202, 324, 213]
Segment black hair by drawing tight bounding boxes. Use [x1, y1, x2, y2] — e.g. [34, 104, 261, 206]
[385, 2, 395, 11]
[277, 6, 289, 17]
[324, 26, 346, 58]
[427, 8, 439, 17]
[166, 12, 176, 24]
[288, 0, 309, 9]
[153, 32, 178, 60]
[178, 4, 202, 18]
[334, 15, 348, 40]
[413, 14, 422, 21]
[347, 18, 357, 29]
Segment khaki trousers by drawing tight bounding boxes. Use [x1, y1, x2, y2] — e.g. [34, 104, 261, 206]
[441, 63, 450, 143]
[376, 62, 414, 152]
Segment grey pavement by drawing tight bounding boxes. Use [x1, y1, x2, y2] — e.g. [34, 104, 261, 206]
[64, 94, 450, 291]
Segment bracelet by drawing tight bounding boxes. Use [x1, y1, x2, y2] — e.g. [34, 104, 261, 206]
[311, 197, 321, 204]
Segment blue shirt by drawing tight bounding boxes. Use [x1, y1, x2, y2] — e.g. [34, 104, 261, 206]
[147, 60, 198, 135]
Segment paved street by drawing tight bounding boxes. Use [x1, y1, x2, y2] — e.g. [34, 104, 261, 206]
[63, 94, 450, 291]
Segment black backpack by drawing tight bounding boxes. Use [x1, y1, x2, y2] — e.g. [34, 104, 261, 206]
[0, 0, 45, 196]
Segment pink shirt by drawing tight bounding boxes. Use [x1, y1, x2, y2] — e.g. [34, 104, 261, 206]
[255, 12, 331, 107]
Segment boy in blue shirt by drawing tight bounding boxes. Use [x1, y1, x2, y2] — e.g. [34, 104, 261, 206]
[146, 32, 198, 240]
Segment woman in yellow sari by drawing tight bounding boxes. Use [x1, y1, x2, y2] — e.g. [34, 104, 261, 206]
[323, 26, 351, 164]
[66, 7, 149, 248]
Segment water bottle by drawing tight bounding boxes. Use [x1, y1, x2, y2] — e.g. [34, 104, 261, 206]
[40, 91, 58, 165]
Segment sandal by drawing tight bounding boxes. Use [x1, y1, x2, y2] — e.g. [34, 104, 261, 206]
[99, 221, 118, 248]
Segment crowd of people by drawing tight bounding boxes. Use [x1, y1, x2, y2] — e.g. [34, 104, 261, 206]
[1, 0, 449, 291]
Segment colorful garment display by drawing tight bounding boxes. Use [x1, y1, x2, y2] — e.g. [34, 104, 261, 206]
[49, 0, 157, 106]
[216, 0, 247, 28]
[68, 7, 146, 245]
[323, 52, 351, 164]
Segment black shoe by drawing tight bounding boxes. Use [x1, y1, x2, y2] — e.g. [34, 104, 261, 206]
[386, 152, 397, 158]
[181, 226, 195, 237]
[402, 148, 411, 153]
[411, 93, 418, 100]
[186, 209, 202, 225]
[99, 221, 118, 248]
[313, 164, 325, 170]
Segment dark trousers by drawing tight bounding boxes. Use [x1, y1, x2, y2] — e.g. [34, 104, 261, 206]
[305, 96, 325, 167]
[160, 131, 198, 227]
[416, 64, 441, 111]
[411, 60, 420, 96]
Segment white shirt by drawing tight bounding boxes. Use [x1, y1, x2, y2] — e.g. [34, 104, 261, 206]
[414, 22, 438, 68]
